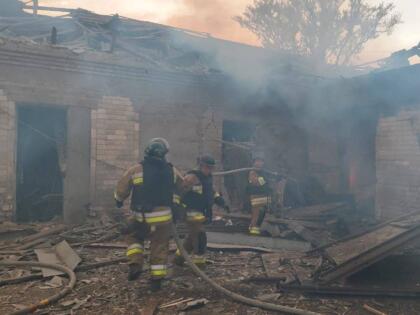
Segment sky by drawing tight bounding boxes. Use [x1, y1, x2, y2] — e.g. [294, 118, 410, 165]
[37, 0, 419, 64]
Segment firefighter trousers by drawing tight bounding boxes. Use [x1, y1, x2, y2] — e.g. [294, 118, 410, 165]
[125, 206, 172, 279]
[176, 210, 207, 265]
[249, 195, 270, 235]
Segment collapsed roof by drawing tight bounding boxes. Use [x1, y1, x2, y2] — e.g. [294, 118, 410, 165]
[0, 5, 338, 83]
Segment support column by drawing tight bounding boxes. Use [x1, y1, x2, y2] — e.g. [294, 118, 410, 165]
[63, 107, 91, 224]
[91, 96, 139, 211]
[0, 89, 16, 221]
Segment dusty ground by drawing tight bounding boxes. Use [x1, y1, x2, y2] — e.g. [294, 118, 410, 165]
[2, 221, 420, 315]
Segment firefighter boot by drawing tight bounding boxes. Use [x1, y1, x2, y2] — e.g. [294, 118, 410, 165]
[174, 249, 185, 266]
[128, 263, 142, 281]
[150, 278, 162, 292]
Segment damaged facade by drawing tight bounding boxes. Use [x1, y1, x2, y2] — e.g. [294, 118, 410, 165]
[0, 7, 420, 226]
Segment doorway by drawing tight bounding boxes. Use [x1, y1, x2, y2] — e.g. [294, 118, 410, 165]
[16, 106, 66, 222]
[222, 120, 255, 210]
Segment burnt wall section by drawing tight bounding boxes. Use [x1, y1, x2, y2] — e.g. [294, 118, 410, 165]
[64, 107, 91, 224]
[306, 121, 342, 194]
[0, 89, 15, 220]
[376, 109, 420, 220]
[90, 96, 140, 210]
[139, 104, 222, 171]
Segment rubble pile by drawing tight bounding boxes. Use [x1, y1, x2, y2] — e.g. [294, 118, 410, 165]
[1, 207, 420, 314]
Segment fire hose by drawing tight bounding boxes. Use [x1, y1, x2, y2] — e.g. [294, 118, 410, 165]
[213, 167, 255, 176]
[0, 261, 76, 315]
[171, 224, 321, 315]
[213, 167, 291, 180]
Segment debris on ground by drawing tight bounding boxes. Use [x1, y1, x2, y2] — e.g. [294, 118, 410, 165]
[2, 206, 420, 314]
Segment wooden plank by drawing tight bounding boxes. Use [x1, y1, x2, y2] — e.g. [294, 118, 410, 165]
[207, 232, 311, 252]
[224, 212, 326, 229]
[19, 225, 66, 244]
[287, 222, 329, 247]
[283, 202, 346, 219]
[207, 243, 274, 253]
[320, 224, 420, 283]
[326, 225, 406, 265]
[23, 5, 76, 13]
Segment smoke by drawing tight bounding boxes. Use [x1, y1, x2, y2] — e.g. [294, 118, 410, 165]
[165, 0, 258, 46]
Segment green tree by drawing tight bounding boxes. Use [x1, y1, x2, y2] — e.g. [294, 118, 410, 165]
[235, 0, 401, 65]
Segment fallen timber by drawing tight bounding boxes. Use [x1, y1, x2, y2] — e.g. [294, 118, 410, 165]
[317, 212, 420, 283]
[279, 283, 420, 299]
[206, 232, 311, 252]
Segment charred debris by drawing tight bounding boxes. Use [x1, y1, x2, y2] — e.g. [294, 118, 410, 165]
[1, 2, 420, 315]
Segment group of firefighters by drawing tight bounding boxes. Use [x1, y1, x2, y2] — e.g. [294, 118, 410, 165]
[114, 138, 271, 291]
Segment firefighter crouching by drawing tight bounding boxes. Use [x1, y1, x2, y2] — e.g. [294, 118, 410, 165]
[114, 138, 182, 291]
[175, 155, 225, 266]
[246, 155, 271, 236]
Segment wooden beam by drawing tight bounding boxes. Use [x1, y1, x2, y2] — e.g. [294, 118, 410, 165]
[23, 5, 76, 13]
[33, 0, 39, 15]
[206, 232, 311, 251]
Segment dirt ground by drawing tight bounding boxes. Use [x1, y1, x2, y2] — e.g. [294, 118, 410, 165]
[2, 221, 420, 315]
[2, 247, 420, 315]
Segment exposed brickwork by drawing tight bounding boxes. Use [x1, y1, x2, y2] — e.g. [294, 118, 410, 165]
[376, 110, 420, 220]
[91, 96, 140, 210]
[0, 89, 16, 220]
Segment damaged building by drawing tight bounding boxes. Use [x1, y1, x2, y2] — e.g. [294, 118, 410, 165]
[2, 2, 420, 315]
[0, 4, 420, 226]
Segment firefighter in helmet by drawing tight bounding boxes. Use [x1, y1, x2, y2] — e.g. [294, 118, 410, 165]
[114, 138, 183, 291]
[246, 153, 271, 235]
[175, 155, 225, 266]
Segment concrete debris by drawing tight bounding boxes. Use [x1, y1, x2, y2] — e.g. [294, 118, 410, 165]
[34, 248, 64, 277]
[55, 240, 82, 271]
[34, 240, 81, 277]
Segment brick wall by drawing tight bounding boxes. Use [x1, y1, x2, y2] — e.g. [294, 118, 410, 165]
[91, 96, 140, 210]
[139, 104, 223, 191]
[0, 89, 16, 220]
[139, 104, 222, 171]
[376, 109, 420, 220]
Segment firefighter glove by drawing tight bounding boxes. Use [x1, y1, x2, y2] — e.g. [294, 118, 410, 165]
[214, 195, 225, 207]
